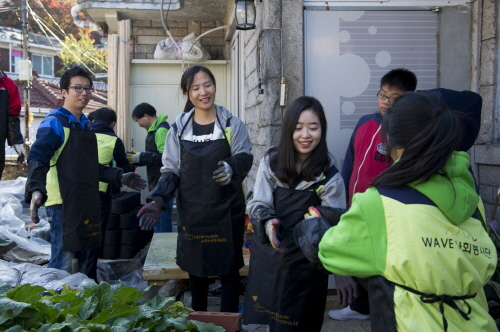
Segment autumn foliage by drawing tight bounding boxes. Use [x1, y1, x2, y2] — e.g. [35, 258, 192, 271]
[0, 0, 88, 39]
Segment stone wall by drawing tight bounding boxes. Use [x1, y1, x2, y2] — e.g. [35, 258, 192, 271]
[473, 0, 500, 219]
[242, 0, 286, 191]
[131, 20, 226, 60]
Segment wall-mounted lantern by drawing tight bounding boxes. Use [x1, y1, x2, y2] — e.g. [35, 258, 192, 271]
[235, 0, 256, 30]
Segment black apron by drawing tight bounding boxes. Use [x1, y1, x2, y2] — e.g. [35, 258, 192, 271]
[244, 184, 329, 332]
[0, 89, 8, 176]
[54, 117, 101, 251]
[176, 113, 245, 277]
[145, 121, 170, 190]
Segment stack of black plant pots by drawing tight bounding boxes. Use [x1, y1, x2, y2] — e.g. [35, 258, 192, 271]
[101, 192, 154, 259]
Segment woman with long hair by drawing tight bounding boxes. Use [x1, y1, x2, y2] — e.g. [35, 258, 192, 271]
[243, 96, 346, 331]
[138, 65, 253, 313]
[319, 91, 497, 331]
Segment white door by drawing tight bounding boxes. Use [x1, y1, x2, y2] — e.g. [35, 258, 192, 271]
[129, 60, 228, 202]
[304, 10, 438, 169]
[230, 32, 245, 122]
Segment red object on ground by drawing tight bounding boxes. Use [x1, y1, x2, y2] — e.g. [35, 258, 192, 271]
[188, 311, 242, 331]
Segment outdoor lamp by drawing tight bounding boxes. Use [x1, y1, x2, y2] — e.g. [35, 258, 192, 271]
[235, 0, 256, 30]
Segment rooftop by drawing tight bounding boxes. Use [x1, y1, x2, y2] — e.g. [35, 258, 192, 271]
[7, 72, 108, 113]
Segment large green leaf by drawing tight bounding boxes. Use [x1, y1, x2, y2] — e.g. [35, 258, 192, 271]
[8, 284, 46, 305]
[0, 281, 13, 297]
[89, 303, 139, 325]
[112, 287, 146, 305]
[4, 326, 25, 332]
[86, 283, 115, 314]
[35, 301, 62, 323]
[10, 307, 38, 330]
[0, 298, 32, 325]
[190, 320, 226, 332]
[143, 295, 174, 311]
[109, 326, 130, 332]
[78, 299, 98, 320]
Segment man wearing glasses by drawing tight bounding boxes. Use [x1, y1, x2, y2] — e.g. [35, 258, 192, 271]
[331, 68, 417, 322]
[341, 68, 417, 207]
[24, 66, 124, 276]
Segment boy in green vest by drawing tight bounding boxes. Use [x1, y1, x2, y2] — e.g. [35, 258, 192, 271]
[88, 107, 145, 271]
[128, 103, 174, 232]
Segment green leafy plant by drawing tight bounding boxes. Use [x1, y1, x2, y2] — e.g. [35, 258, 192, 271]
[0, 281, 225, 332]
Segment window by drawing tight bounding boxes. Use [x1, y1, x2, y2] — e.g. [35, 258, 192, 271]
[10, 50, 22, 73]
[31, 53, 54, 76]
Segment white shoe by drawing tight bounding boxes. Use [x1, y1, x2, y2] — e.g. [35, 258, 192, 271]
[328, 306, 370, 321]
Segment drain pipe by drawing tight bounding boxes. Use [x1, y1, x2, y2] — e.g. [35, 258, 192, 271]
[71, 5, 99, 31]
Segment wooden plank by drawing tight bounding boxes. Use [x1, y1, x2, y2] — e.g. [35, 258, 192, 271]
[142, 232, 250, 282]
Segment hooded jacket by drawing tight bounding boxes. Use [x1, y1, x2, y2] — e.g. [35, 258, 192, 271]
[319, 151, 497, 331]
[148, 105, 253, 207]
[136, 114, 169, 189]
[341, 89, 482, 206]
[0, 71, 23, 146]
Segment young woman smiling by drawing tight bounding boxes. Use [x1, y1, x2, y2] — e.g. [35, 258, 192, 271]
[138, 65, 253, 313]
[243, 96, 346, 332]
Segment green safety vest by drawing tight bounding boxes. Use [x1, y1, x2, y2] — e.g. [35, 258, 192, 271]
[45, 127, 71, 206]
[380, 191, 496, 331]
[95, 133, 118, 193]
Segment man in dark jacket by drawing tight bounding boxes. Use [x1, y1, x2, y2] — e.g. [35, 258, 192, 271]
[128, 102, 174, 232]
[25, 66, 124, 276]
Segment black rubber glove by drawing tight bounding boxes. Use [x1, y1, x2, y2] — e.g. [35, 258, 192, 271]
[99, 165, 124, 187]
[335, 275, 359, 307]
[122, 172, 147, 191]
[137, 202, 161, 231]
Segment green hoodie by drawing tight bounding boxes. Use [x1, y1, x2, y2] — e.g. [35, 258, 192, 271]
[318, 151, 496, 331]
[148, 114, 169, 153]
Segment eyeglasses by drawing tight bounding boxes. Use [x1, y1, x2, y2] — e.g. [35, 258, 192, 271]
[376, 91, 398, 103]
[69, 86, 93, 94]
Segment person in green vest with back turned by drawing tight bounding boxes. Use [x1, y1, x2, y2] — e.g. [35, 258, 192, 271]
[318, 91, 497, 331]
[128, 103, 174, 232]
[88, 107, 145, 277]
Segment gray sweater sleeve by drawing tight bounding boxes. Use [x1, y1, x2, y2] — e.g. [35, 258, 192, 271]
[317, 172, 347, 209]
[229, 116, 252, 157]
[246, 156, 276, 222]
[161, 124, 181, 176]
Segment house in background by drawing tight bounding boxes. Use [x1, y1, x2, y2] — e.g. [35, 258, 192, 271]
[3, 72, 107, 157]
[0, 24, 108, 157]
[0, 26, 64, 77]
[75, 0, 500, 217]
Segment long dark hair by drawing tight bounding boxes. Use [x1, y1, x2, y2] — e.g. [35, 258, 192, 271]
[180, 65, 217, 113]
[372, 91, 463, 188]
[269, 96, 330, 185]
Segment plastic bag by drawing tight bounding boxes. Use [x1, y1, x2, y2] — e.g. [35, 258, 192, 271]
[0, 193, 25, 234]
[0, 177, 26, 202]
[154, 32, 210, 61]
[0, 226, 51, 264]
[97, 258, 148, 291]
[0, 260, 96, 289]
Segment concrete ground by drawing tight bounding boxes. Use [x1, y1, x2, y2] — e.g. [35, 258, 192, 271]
[321, 295, 371, 332]
[180, 291, 371, 331]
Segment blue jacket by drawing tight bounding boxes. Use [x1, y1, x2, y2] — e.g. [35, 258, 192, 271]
[28, 106, 91, 167]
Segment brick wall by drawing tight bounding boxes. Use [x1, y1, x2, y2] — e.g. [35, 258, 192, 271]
[131, 20, 226, 60]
